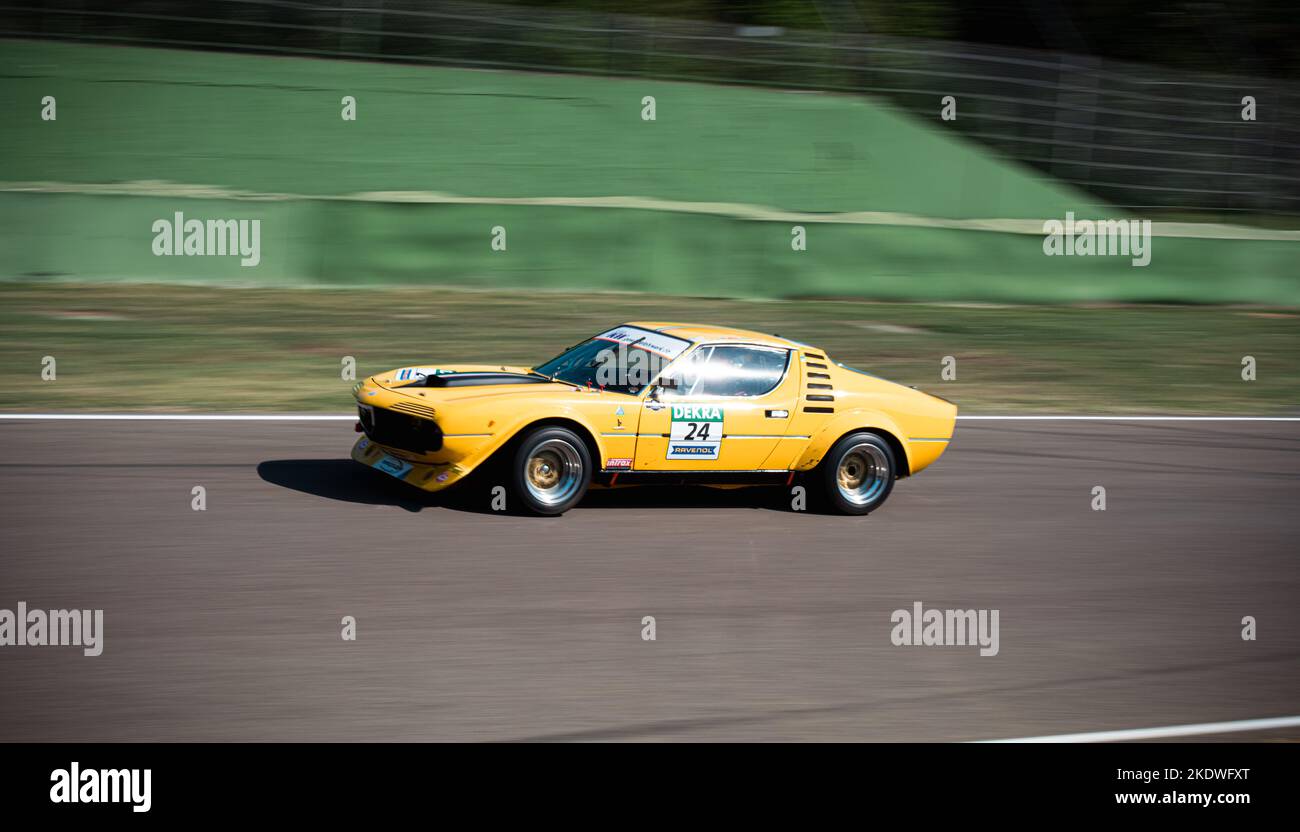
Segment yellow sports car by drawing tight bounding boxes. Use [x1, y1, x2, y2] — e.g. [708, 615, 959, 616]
[351, 323, 956, 515]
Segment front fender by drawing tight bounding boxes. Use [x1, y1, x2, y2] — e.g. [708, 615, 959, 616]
[466, 402, 608, 472]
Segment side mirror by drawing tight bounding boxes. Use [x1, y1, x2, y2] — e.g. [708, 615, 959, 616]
[652, 376, 679, 399]
[648, 376, 677, 402]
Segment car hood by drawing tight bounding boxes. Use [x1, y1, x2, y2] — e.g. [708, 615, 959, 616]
[374, 363, 526, 384]
[372, 364, 579, 402]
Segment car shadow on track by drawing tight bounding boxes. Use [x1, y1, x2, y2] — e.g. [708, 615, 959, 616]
[256, 459, 494, 514]
[258, 459, 800, 514]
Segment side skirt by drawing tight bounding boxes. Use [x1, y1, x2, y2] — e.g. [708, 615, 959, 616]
[595, 470, 794, 487]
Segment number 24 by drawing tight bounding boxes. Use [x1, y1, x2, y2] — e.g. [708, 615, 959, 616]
[684, 422, 711, 441]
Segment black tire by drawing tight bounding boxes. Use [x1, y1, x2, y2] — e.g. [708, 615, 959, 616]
[507, 427, 592, 516]
[817, 432, 896, 516]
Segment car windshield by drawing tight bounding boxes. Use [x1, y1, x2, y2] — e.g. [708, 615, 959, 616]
[533, 326, 692, 395]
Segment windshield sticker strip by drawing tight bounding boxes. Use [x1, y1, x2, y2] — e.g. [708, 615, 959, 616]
[594, 327, 691, 361]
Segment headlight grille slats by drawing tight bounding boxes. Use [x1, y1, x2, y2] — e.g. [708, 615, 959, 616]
[388, 401, 438, 419]
[358, 404, 443, 452]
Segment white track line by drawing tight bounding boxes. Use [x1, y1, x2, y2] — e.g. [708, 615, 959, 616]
[0, 413, 1294, 421]
[0, 414, 354, 421]
[0, 413, 1297, 422]
[977, 715, 1300, 743]
[957, 415, 1300, 422]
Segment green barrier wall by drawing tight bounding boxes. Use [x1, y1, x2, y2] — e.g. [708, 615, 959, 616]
[4, 193, 1297, 304]
[1, 39, 1296, 304]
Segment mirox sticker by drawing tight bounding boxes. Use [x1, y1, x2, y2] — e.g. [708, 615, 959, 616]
[668, 405, 724, 460]
[375, 454, 413, 479]
[606, 457, 633, 469]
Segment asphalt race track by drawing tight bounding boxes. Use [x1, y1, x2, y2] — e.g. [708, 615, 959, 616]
[1, 418, 1297, 742]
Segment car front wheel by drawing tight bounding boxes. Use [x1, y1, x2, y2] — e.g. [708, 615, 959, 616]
[819, 432, 896, 515]
[509, 427, 592, 515]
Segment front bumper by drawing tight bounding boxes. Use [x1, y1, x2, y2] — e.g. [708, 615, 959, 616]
[351, 436, 470, 493]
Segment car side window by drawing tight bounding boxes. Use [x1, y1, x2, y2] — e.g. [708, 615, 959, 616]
[660, 346, 712, 398]
[694, 345, 790, 397]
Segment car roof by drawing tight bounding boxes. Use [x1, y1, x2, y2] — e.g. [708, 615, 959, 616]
[624, 322, 816, 351]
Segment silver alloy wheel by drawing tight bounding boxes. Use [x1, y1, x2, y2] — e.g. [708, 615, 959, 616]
[835, 441, 890, 507]
[523, 438, 585, 508]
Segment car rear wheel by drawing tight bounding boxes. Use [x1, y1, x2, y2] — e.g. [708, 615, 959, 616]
[819, 432, 896, 515]
[509, 427, 592, 515]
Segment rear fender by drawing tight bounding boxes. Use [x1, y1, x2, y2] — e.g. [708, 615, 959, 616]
[796, 410, 912, 476]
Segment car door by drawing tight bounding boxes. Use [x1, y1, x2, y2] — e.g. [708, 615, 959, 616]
[634, 344, 796, 471]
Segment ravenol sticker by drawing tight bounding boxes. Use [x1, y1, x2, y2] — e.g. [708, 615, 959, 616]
[667, 405, 723, 460]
